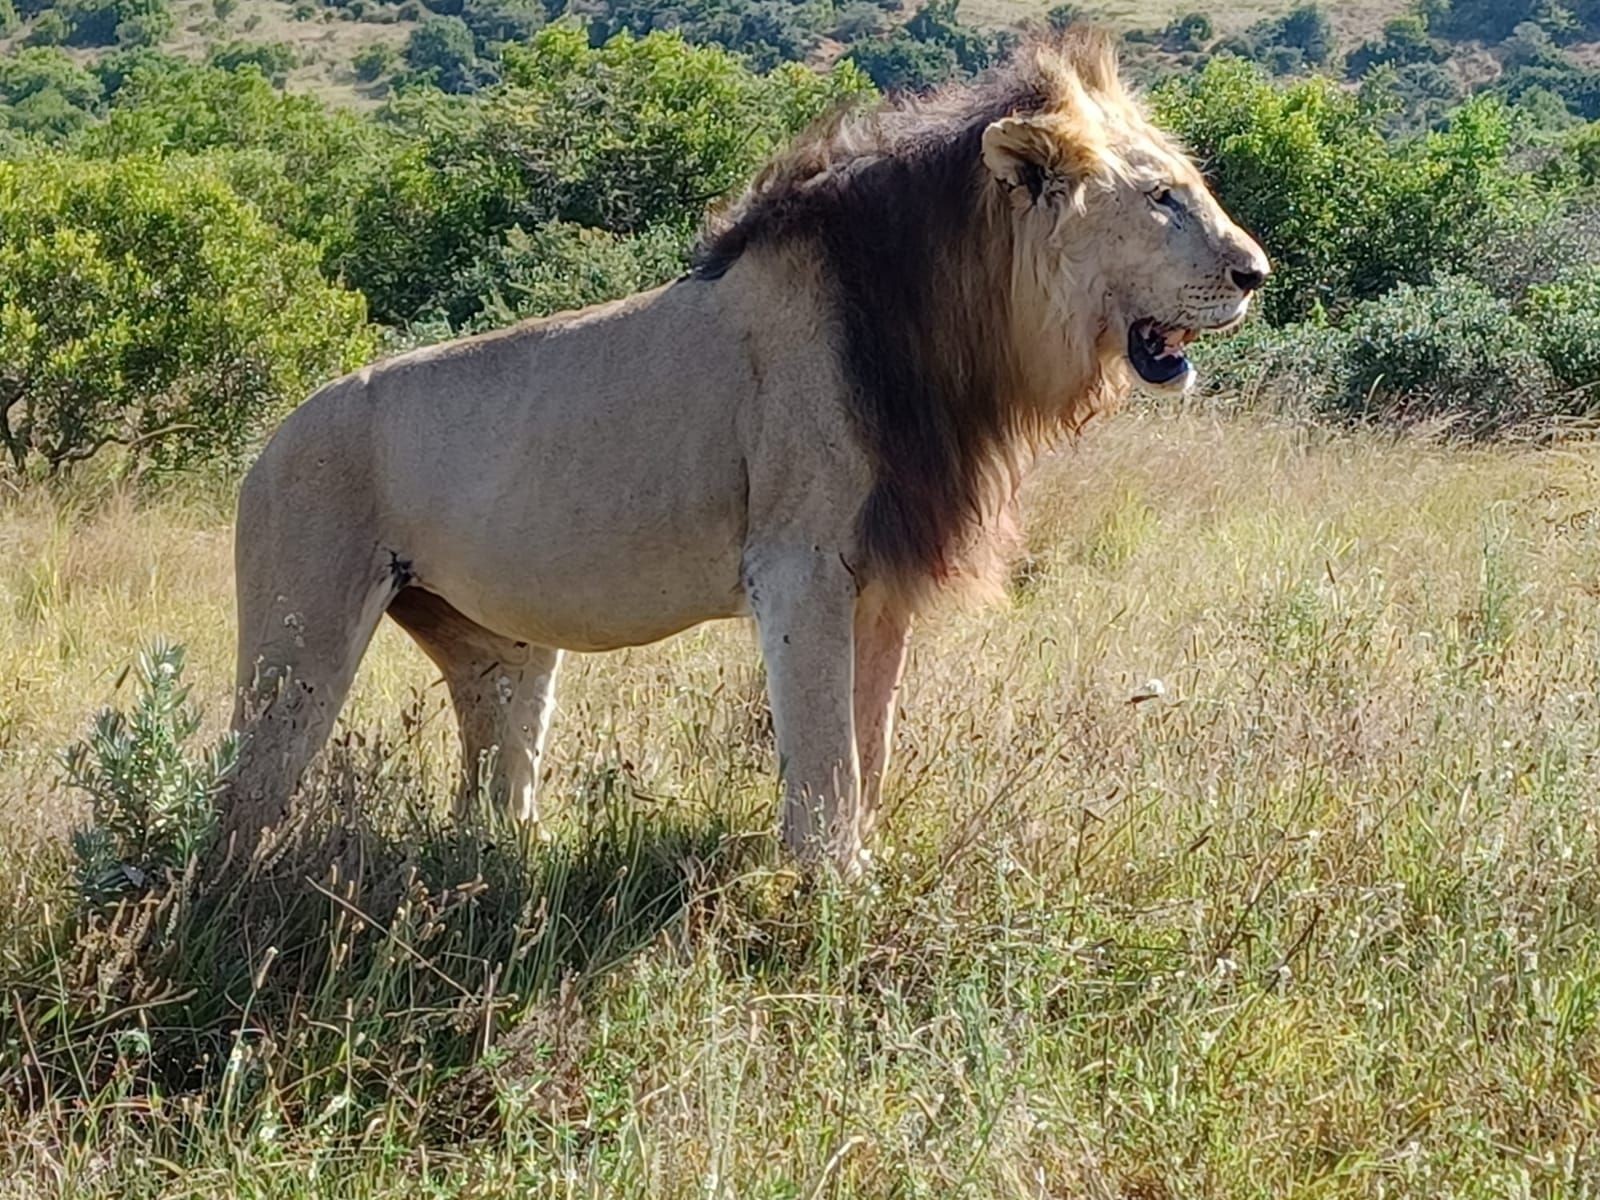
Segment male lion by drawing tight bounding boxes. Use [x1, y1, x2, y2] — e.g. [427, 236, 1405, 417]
[225, 30, 1268, 873]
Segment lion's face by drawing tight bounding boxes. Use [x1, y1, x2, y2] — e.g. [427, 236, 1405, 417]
[983, 77, 1270, 395]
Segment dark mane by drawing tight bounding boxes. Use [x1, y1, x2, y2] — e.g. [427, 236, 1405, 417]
[693, 31, 1123, 607]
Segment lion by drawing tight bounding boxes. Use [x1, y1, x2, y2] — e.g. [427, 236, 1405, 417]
[223, 29, 1269, 874]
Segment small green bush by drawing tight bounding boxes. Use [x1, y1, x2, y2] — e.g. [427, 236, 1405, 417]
[438, 221, 686, 331]
[209, 38, 298, 84]
[1337, 276, 1556, 430]
[63, 640, 239, 901]
[26, 9, 70, 43]
[352, 41, 396, 81]
[1521, 264, 1600, 395]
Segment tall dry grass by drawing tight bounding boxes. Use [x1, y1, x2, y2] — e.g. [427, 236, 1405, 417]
[3, 410, 1600, 1197]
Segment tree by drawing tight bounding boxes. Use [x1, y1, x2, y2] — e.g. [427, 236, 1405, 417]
[208, 40, 299, 86]
[0, 47, 103, 138]
[404, 14, 488, 92]
[0, 156, 375, 474]
[1155, 59, 1533, 323]
[78, 59, 392, 258]
[346, 27, 872, 325]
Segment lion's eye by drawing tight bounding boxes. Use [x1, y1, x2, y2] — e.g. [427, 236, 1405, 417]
[1148, 186, 1177, 209]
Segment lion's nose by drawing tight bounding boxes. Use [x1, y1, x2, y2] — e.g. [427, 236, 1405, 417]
[1231, 266, 1267, 293]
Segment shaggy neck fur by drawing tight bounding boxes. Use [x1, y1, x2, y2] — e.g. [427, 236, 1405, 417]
[694, 36, 1130, 610]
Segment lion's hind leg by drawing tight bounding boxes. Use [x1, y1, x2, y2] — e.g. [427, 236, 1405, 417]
[225, 489, 401, 857]
[386, 588, 562, 826]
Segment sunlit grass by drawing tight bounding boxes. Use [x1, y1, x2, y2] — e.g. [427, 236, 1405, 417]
[3, 410, 1600, 1197]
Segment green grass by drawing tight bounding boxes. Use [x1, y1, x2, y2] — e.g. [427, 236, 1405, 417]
[4, 410, 1600, 1196]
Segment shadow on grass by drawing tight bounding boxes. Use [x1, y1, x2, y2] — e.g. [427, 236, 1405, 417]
[0, 726, 782, 1138]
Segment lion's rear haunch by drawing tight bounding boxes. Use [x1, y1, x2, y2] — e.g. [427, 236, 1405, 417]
[223, 28, 1266, 872]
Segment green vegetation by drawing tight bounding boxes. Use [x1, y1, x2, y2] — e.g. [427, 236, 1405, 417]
[0, 154, 373, 473]
[1, 3, 1600, 1194]
[8, 417, 1600, 1194]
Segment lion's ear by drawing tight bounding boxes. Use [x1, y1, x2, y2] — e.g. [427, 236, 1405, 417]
[981, 112, 1106, 209]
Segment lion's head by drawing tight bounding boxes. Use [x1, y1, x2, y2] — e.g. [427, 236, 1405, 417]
[980, 37, 1269, 395]
[693, 30, 1269, 606]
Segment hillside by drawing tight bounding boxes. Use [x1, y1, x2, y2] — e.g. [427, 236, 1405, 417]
[0, 0, 1414, 109]
[967, 0, 1405, 40]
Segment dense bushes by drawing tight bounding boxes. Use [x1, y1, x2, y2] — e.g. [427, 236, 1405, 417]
[1154, 62, 1536, 323]
[344, 26, 869, 326]
[0, 155, 374, 473]
[1157, 53, 1600, 433]
[404, 13, 490, 92]
[79, 61, 392, 256]
[0, 3, 1597, 465]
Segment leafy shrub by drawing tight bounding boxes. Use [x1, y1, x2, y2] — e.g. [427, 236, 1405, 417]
[113, 8, 171, 45]
[209, 39, 298, 85]
[1501, 19, 1564, 70]
[0, 0, 19, 35]
[1336, 276, 1557, 430]
[1365, 59, 1465, 134]
[1161, 12, 1212, 52]
[1154, 62, 1533, 323]
[0, 47, 103, 137]
[0, 155, 375, 473]
[26, 9, 70, 43]
[81, 60, 391, 257]
[846, 29, 959, 91]
[63, 641, 239, 901]
[1427, 0, 1600, 44]
[60, 0, 172, 47]
[1346, 14, 1441, 78]
[93, 45, 184, 96]
[1201, 274, 1593, 433]
[346, 27, 871, 325]
[1192, 314, 1353, 414]
[352, 41, 397, 81]
[1498, 56, 1600, 121]
[404, 14, 486, 92]
[458, 0, 543, 45]
[1552, 121, 1600, 184]
[1521, 264, 1600, 394]
[434, 221, 686, 329]
[580, 0, 828, 70]
[831, 1, 886, 42]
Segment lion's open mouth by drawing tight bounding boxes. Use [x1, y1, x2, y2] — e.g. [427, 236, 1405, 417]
[1128, 319, 1197, 387]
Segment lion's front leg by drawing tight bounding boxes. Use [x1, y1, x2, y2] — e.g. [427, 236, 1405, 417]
[854, 592, 911, 856]
[746, 545, 862, 873]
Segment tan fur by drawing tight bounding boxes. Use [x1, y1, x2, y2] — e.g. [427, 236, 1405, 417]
[223, 30, 1267, 874]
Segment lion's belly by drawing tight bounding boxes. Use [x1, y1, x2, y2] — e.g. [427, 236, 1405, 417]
[365, 285, 759, 652]
[403, 480, 753, 652]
